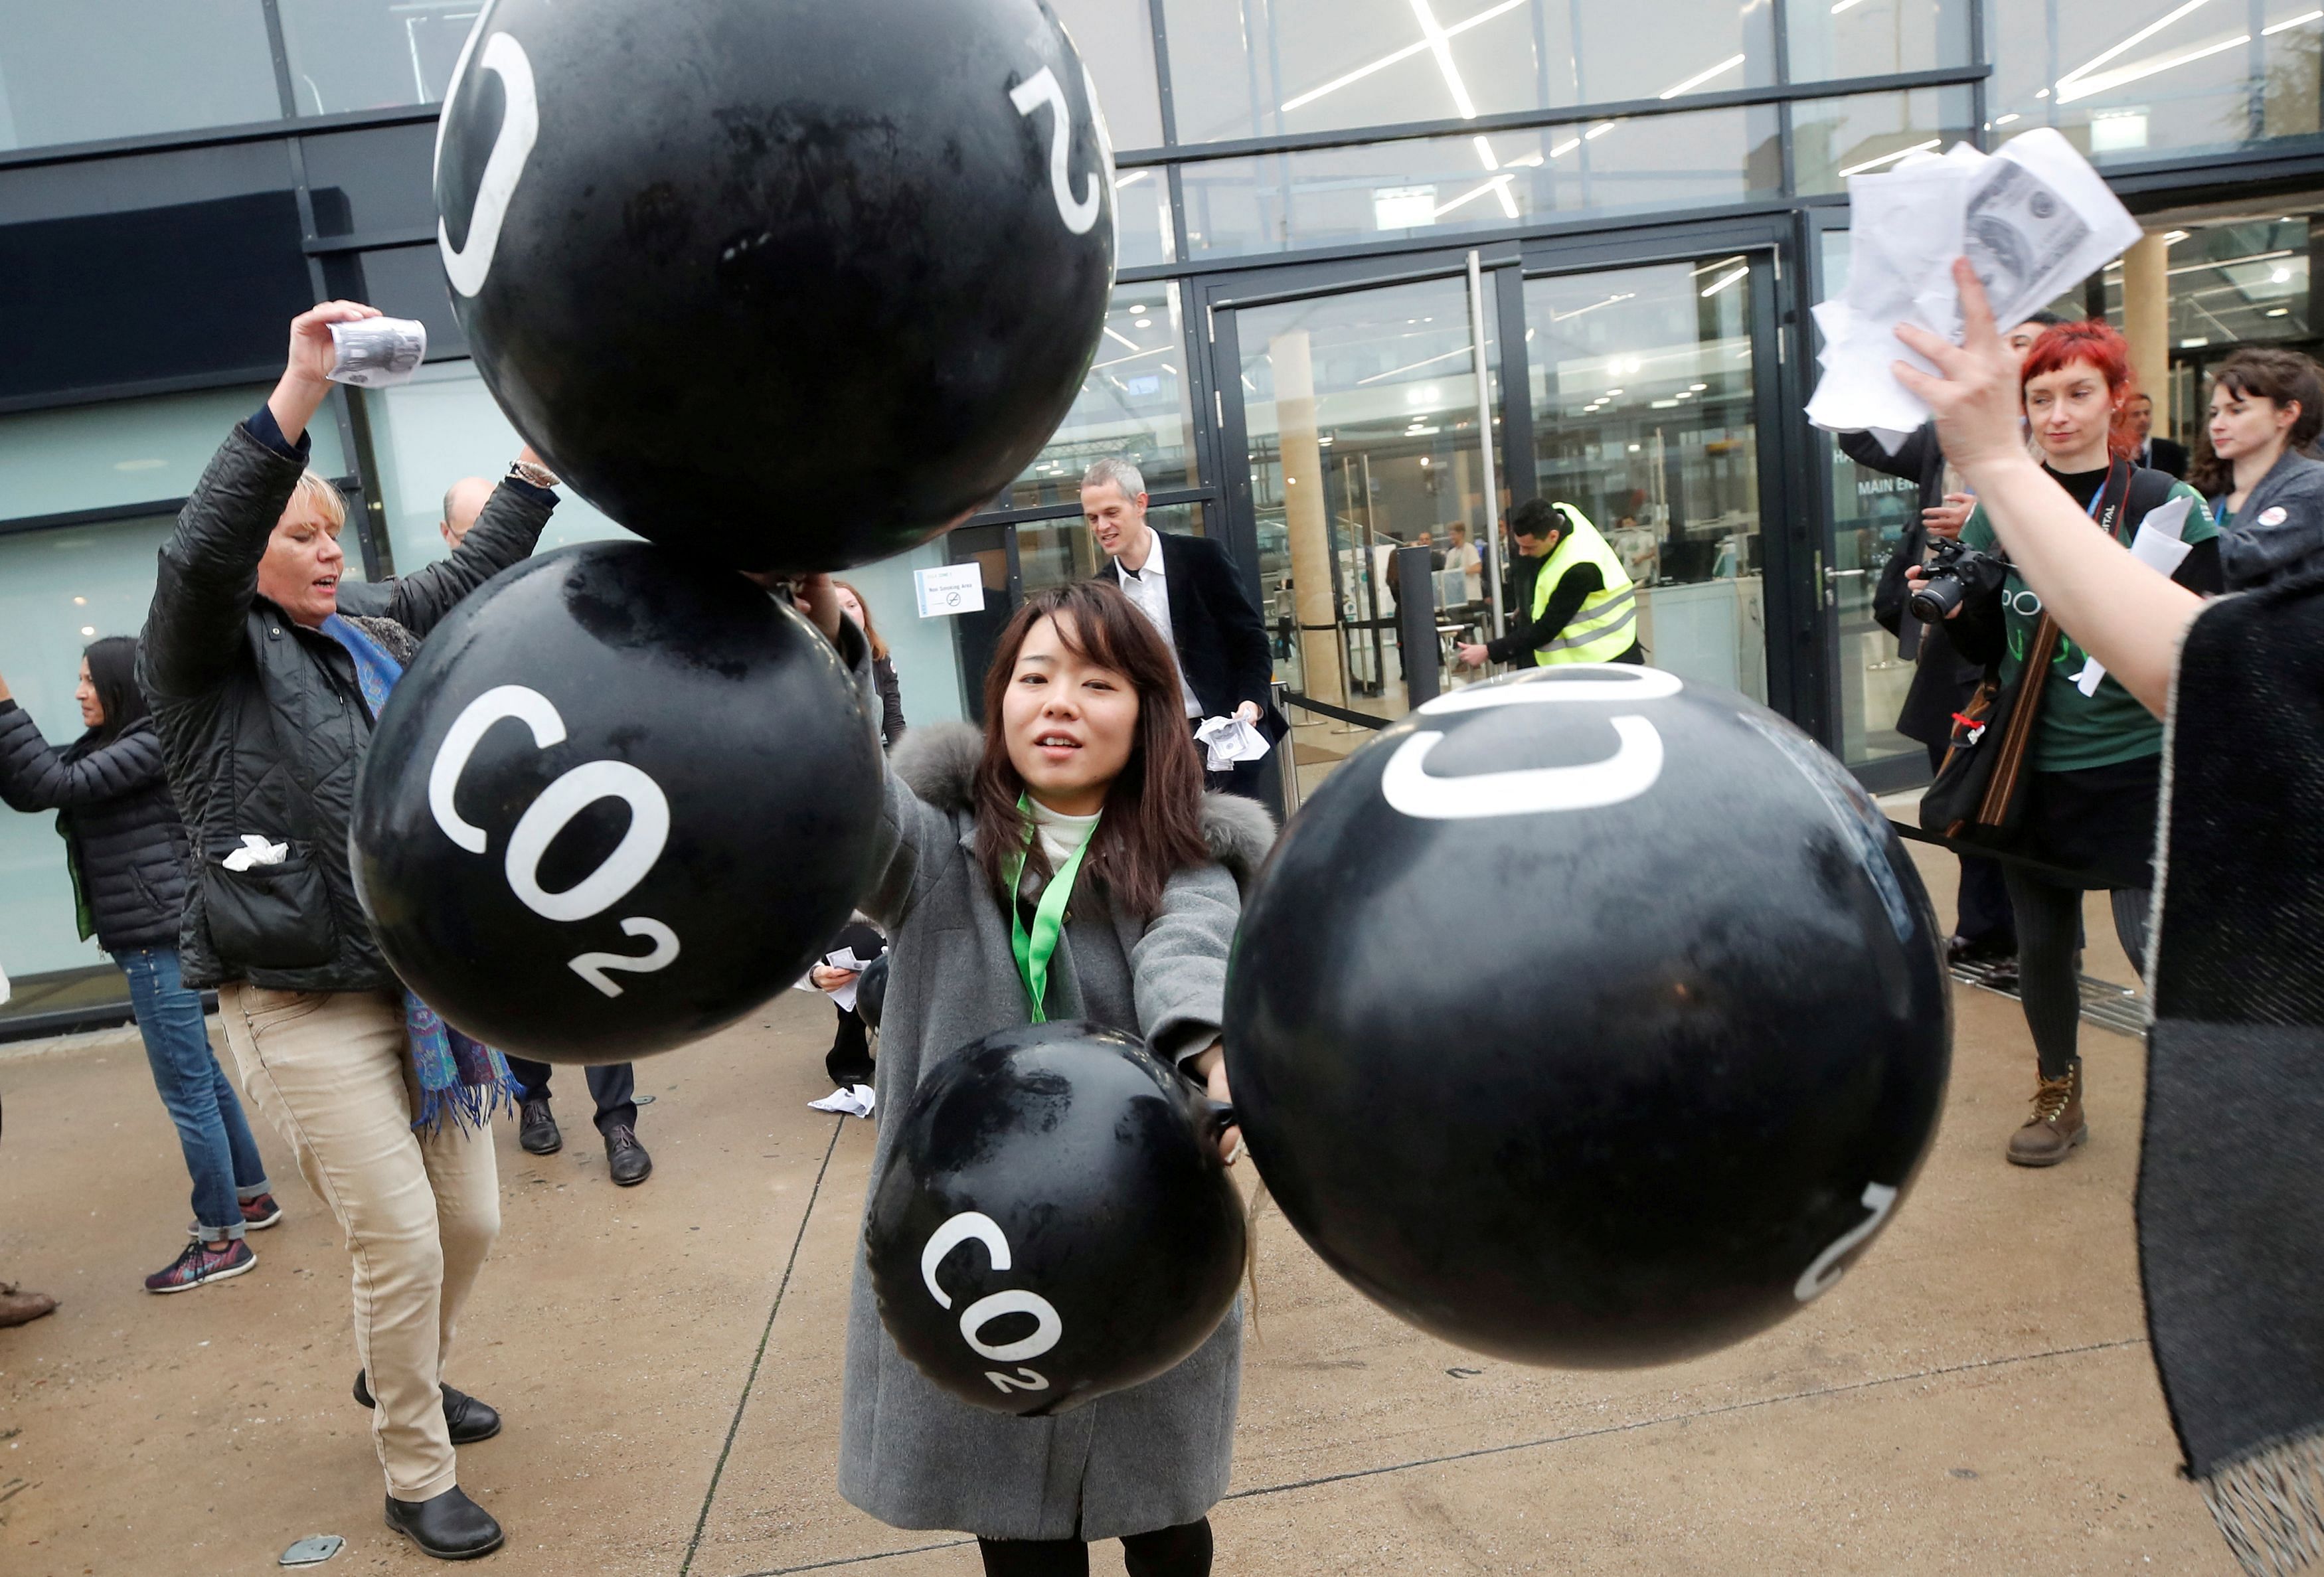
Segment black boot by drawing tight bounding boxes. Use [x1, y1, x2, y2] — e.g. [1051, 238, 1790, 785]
[355, 1370, 503, 1444]
[517, 1096, 562, 1155]
[384, 1485, 503, 1560]
[604, 1122, 653, 1187]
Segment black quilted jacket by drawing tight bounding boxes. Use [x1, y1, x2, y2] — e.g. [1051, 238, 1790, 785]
[0, 705, 190, 952]
[139, 420, 552, 991]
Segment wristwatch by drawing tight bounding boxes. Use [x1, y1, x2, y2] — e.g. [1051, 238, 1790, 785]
[509, 458, 560, 491]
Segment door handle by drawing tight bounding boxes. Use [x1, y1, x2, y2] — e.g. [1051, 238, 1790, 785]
[1823, 567, 1867, 581]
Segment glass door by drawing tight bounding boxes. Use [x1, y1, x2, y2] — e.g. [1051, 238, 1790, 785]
[1223, 272, 1500, 734]
[1521, 254, 1770, 701]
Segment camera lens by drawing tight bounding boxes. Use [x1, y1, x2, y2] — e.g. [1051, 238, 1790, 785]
[1907, 574, 1964, 625]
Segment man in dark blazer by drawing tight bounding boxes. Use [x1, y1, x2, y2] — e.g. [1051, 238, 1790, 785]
[2127, 393, 2189, 478]
[1082, 457, 1282, 800]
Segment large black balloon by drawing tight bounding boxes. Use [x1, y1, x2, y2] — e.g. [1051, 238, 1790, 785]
[866, 1023, 1244, 1416]
[432, 0, 1115, 569]
[350, 542, 882, 1062]
[1226, 664, 1950, 1367]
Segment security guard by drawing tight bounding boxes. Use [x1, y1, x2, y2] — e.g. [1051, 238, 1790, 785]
[1457, 497, 1642, 669]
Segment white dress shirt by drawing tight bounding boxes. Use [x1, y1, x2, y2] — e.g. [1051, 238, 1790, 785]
[1113, 534, 1203, 718]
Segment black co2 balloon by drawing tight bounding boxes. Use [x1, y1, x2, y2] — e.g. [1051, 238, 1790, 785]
[1226, 665, 1950, 1368]
[865, 1023, 1244, 1416]
[350, 542, 882, 1062]
[432, 0, 1115, 570]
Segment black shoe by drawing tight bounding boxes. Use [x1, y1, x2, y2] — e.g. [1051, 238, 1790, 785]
[518, 1096, 562, 1155]
[604, 1122, 653, 1187]
[384, 1486, 504, 1560]
[355, 1370, 503, 1445]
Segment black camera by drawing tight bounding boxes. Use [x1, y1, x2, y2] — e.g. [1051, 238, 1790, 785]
[1907, 537, 2006, 625]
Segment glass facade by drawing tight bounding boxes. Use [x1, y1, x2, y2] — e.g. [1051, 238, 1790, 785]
[6, 0, 2323, 1016]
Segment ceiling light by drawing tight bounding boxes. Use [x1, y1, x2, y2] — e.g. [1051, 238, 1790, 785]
[2274, 266, 2295, 282]
[1836, 137, 1941, 179]
[1701, 265, 1750, 297]
[1995, 112, 2021, 125]
[1549, 135, 1582, 157]
[1627, 442, 1642, 453]
[1585, 122, 1616, 140]
[2264, 9, 2323, 33]
[1134, 317, 1153, 327]
[2164, 230, 2191, 244]
[1278, 0, 1526, 113]
[1657, 53, 1744, 100]
[1606, 387, 1625, 396]
[2268, 307, 2291, 316]
[1831, 0, 1867, 11]
[1126, 303, 1147, 314]
[1114, 171, 1151, 190]
[2058, 30, 2251, 104]
[1410, 0, 1479, 120]
[1420, 457, 1432, 466]
[72, 596, 86, 606]
[2056, 0, 2214, 94]
[80, 625, 95, 637]
[1689, 382, 1708, 390]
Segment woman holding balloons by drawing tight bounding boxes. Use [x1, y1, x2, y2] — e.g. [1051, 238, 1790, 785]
[793, 574, 1272, 1577]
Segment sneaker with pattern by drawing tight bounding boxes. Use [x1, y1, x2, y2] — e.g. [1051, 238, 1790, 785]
[240, 1193, 283, 1230]
[144, 1238, 256, 1294]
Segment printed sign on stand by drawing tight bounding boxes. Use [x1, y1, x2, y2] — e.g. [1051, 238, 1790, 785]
[915, 564, 986, 618]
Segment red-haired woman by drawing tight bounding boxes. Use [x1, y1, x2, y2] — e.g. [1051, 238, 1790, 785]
[794, 575, 1274, 1577]
[1922, 320, 2221, 1168]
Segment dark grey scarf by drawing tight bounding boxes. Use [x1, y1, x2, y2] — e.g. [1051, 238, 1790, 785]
[2141, 571, 2324, 1574]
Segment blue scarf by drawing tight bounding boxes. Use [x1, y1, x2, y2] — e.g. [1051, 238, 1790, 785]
[322, 615, 519, 1135]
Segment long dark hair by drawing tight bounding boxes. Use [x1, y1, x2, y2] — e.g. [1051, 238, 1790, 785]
[2192, 347, 2324, 495]
[82, 636, 147, 743]
[971, 582, 1209, 923]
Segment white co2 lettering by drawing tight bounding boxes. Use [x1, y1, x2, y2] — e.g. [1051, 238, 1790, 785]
[436, 25, 540, 298]
[428, 685, 681, 997]
[1793, 1182, 1898, 1303]
[1382, 664, 1684, 821]
[1011, 65, 1106, 236]
[921, 1209, 1063, 1394]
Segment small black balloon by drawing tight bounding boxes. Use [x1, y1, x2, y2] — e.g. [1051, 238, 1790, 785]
[434, 0, 1116, 570]
[1225, 664, 1951, 1368]
[350, 542, 883, 1062]
[866, 1023, 1244, 1417]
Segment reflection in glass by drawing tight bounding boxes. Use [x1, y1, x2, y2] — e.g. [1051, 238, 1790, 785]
[1787, 0, 1968, 82]
[0, 1, 281, 151]
[278, 0, 482, 116]
[1005, 285, 1197, 511]
[1054, 0, 1167, 147]
[0, 386, 343, 525]
[1181, 108, 1779, 258]
[1815, 229, 1922, 773]
[1237, 275, 1498, 738]
[1161, 0, 1774, 145]
[1021, 504, 1206, 598]
[2097, 218, 2315, 347]
[1791, 88, 1978, 197]
[1526, 258, 1765, 702]
[1986, 0, 2323, 162]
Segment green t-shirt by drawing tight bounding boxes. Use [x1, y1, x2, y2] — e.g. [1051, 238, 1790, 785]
[1961, 470, 2216, 773]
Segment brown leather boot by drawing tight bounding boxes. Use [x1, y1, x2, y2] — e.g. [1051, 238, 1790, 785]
[0, 1282, 57, 1327]
[2007, 1061, 2087, 1167]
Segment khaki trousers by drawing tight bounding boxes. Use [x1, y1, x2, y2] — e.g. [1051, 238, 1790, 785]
[220, 984, 500, 1501]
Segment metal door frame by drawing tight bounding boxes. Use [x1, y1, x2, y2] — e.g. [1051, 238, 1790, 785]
[1199, 216, 1834, 753]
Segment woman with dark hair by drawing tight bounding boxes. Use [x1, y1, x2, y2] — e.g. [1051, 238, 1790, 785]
[1920, 319, 2221, 1169]
[0, 637, 278, 1292]
[2193, 346, 2324, 591]
[833, 579, 906, 747]
[802, 574, 1273, 1577]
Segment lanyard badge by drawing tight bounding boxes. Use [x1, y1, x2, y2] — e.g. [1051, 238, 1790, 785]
[1006, 795, 1098, 1023]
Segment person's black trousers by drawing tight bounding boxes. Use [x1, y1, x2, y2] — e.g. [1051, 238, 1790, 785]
[825, 1007, 873, 1088]
[504, 1056, 637, 1135]
[1925, 743, 2015, 948]
[977, 1519, 1212, 1576]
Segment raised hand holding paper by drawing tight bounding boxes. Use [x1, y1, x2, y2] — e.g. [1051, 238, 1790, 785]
[1806, 129, 2139, 442]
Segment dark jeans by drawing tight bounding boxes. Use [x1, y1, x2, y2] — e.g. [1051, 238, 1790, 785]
[825, 1007, 873, 1088]
[116, 946, 269, 1241]
[1925, 742, 2015, 947]
[978, 1519, 1212, 1576]
[504, 1057, 637, 1133]
[2003, 871, 2151, 1080]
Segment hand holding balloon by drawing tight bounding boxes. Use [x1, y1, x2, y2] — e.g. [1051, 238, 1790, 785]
[1186, 1041, 1240, 1165]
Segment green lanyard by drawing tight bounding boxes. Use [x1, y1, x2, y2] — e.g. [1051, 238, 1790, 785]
[1005, 795, 1098, 1023]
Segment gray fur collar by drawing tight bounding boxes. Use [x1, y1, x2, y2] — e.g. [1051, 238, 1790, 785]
[342, 614, 418, 666]
[892, 720, 1277, 892]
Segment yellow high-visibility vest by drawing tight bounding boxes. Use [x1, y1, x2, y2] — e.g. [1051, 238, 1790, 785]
[1528, 503, 1639, 665]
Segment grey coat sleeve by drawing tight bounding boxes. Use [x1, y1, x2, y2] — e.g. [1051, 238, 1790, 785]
[841, 622, 961, 932]
[1129, 861, 1240, 1065]
[2220, 459, 2324, 590]
[384, 479, 556, 637]
[0, 705, 164, 813]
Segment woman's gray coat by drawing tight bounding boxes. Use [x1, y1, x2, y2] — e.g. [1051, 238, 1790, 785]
[2217, 447, 2324, 590]
[835, 703, 1276, 1543]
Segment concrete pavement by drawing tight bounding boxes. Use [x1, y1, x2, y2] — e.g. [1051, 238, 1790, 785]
[0, 849, 2235, 1574]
